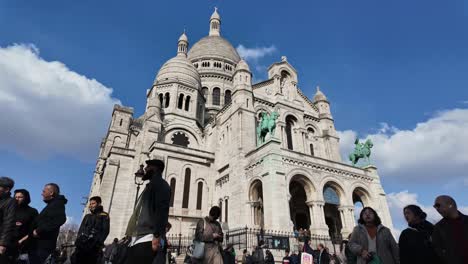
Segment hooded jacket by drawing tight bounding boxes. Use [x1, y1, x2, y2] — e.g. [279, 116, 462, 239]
[0, 191, 16, 247]
[348, 224, 399, 264]
[14, 189, 38, 252]
[31, 195, 67, 251]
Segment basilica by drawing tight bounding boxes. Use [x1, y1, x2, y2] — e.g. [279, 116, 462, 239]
[88, 8, 393, 243]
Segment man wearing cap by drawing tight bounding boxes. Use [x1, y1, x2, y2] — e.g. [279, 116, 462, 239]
[124, 159, 171, 264]
[0, 176, 16, 263]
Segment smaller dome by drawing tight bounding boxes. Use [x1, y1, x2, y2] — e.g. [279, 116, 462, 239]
[313, 86, 328, 102]
[211, 7, 220, 20]
[155, 55, 201, 88]
[236, 59, 250, 72]
[178, 32, 188, 42]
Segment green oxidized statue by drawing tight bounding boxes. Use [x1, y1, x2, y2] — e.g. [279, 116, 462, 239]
[349, 138, 373, 166]
[256, 111, 279, 145]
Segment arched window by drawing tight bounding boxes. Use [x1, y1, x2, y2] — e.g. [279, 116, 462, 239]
[285, 115, 296, 150]
[164, 92, 170, 108]
[310, 144, 314, 156]
[178, 94, 184, 109]
[196, 182, 203, 210]
[159, 94, 163, 106]
[169, 178, 176, 207]
[224, 90, 232, 105]
[185, 96, 191, 111]
[171, 132, 189, 147]
[225, 199, 228, 222]
[323, 186, 340, 205]
[212, 88, 220, 106]
[182, 168, 191, 209]
[202, 87, 209, 100]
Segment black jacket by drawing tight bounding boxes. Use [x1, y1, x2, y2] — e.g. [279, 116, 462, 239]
[15, 203, 38, 252]
[76, 205, 110, 245]
[0, 192, 16, 247]
[432, 212, 468, 264]
[318, 250, 330, 264]
[135, 174, 170, 237]
[31, 195, 67, 251]
[399, 220, 438, 264]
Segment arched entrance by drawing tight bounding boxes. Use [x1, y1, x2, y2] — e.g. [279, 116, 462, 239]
[289, 175, 315, 230]
[249, 180, 264, 227]
[352, 187, 369, 223]
[323, 183, 343, 241]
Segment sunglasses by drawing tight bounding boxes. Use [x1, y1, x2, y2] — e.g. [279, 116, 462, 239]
[433, 203, 441, 208]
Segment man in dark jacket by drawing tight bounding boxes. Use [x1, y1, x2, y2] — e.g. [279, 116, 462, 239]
[317, 244, 330, 264]
[432, 195, 468, 264]
[14, 189, 38, 261]
[71, 196, 110, 264]
[124, 159, 171, 264]
[0, 177, 16, 263]
[29, 183, 67, 264]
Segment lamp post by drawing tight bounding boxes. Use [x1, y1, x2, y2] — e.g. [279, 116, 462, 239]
[134, 164, 145, 209]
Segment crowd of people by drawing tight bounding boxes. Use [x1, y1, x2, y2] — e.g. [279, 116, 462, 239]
[0, 158, 467, 264]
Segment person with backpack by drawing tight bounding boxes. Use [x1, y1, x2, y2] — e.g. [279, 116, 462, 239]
[398, 205, 438, 264]
[71, 196, 110, 264]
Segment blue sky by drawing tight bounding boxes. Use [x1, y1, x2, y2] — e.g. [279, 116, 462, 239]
[1, 0, 467, 235]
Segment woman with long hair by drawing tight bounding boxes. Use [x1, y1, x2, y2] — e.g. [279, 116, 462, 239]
[399, 205, 438, 264]
[348, 207, 399, 264]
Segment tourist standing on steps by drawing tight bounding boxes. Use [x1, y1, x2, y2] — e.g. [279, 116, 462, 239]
[0, 177, 16, 264]
[124, 159, 171, 264]
[398, 205, 438, 264]
[317, 244, 330, 264]
[14, 189, 38, 263]
[193, 206, 224, 264]
[71, 196, 110, 264]
[432, 195, 468, 264]
[348, 207, 399, 264]
[29, 183, 67, 264]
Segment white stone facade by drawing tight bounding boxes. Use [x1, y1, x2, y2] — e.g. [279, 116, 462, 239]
[87, 9, 393, 243]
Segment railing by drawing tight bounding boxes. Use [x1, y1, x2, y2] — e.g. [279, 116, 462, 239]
[167, 227, 337, 256]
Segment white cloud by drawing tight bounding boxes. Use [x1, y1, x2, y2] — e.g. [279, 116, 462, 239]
[0, 44, 120, 160]
[338, 108, 468, 183]
[236, 45, 277, 61]
[386, 190, 468, 239]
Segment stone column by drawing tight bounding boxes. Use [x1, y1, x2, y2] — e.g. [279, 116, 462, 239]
[307, 201, 329, 236]
[338, 206, 352, 238]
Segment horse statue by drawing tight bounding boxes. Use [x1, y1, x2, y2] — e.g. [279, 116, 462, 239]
[256, 111, 279, 145]
[349, 138, 374, 166]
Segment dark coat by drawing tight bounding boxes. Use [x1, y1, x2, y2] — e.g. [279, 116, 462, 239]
[265, 252, 275, 264]
[135, 174, 171, 238]
[31, 195, 67, 251]
[317, 250, 330, 264]
[15, 202, 38, 252]
[0, 192, 16, 247]
[76, 205, 110, 245]
[398, 220, 438, 264]
[432, 212, 468, 264]
[223, 249, 236, 264]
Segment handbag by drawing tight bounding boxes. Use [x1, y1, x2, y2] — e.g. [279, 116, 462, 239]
[192, 219, 207, 260]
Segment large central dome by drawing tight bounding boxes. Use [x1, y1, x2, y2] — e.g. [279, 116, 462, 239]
[188, 36, 241, 63]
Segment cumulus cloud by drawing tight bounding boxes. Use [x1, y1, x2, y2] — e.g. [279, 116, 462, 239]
[236, 45, 277, 61]
[338, 108, 468, 183]
[0, 44, 120, 161]
[386, 190, 468, 238]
